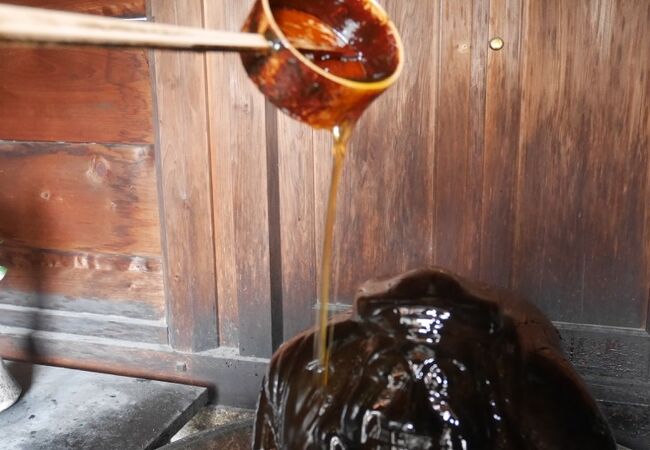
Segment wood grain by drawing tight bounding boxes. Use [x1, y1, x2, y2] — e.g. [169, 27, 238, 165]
[0, 0, 150, 144]
[276, 113, 318, 339]
[2, 0, 640, 402]
[512, 0, 650, 327]
[0, 245, 164, 319]
[432, 0, 486, 279]
[151, 0, 218, 352]
[0, 141, 161, 255]
[479, 0, 522, 287]
[317, 0, 439, 303]
[1, 0, 146, 17]
[0, 45, 153, 144]
[204, 0, 275, 357]
[0, 326, 269, 408]
[0, 304, 167, 344]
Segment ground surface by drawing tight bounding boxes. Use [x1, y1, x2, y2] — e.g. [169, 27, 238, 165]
[0, 361, 207, 450]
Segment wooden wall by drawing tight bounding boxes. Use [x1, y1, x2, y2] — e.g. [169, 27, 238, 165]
[185, 0, 649, 341]
[0, 0, 167, 339]
[152, 0, 650, 388]
[0, 0, 649, 416]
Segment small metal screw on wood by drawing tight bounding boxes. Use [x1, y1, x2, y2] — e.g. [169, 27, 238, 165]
[489, 36, 505, 51]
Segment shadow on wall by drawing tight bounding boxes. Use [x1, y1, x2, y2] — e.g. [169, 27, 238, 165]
[0, 198, 49, 397]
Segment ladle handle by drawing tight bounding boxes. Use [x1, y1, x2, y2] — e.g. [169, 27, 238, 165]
[0, 3, 329, 52]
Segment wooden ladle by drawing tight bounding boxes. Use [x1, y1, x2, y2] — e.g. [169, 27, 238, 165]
[0, 3, 338, 52]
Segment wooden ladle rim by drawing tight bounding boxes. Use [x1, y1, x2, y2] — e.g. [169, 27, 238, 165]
[260, 0, 404, 91]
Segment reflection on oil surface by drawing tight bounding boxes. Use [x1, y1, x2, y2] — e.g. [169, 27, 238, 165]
[253, 268, 617, 450]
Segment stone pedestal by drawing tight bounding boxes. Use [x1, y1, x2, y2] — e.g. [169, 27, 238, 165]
[0, 358, 21, 412]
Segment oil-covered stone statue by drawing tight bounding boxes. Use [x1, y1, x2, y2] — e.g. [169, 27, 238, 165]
[253, 268, 616, 449]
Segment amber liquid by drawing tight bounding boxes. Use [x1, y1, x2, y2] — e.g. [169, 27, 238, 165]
[314, 122, 354, 385]
[271, 6, 376, 384]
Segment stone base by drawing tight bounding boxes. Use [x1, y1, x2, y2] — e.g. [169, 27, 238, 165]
[0, 358, 21, 413]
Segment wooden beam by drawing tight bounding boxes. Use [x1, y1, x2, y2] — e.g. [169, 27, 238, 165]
[0, 2, 152, 144]
[0, 142, 162, 256]
[204, 0, 275, 357]
[0, 304, 167, 344]
[0, 325, 268, 408]
[0, 47, 153, 144]
[150, 0, 218, 352]
[0, 245, 165, 319]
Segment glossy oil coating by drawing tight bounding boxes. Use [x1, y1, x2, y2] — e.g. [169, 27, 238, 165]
[253, 268, 617, 449]
[241, 0, 403, 128]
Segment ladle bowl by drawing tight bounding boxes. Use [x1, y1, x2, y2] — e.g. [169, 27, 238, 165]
[241, 0, 404, 129]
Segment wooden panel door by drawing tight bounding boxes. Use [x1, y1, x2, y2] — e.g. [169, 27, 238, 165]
[502, 0, 650, 379]
[276, 0, 492, 336]
[497, 1, 650, 443]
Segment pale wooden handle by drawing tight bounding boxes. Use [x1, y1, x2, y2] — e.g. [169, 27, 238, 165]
[0, 3, 326, 52]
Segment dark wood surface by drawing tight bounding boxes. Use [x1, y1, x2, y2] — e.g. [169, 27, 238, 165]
[0, 1, 162, 327]
[203, 0, 275, 357]
[432, 0, 486, 279]
[0, 141, 165, 318]
[275, 0, 650, 340]
[151, 0, 218, 352]
[0, 303, 166, 343]
[512, 0, 650, 328]
[275, 115, 318, 340]
[0, 325, 268, 408]
[479, 0, 522, 287]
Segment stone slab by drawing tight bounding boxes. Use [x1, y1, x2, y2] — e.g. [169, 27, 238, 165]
[0, 362, 207, 450]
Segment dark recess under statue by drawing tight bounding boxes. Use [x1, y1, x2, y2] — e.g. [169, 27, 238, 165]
[253, 268, 617, 449]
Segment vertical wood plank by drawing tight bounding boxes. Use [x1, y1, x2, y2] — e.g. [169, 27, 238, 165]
[276, 115, 318, 339]
[433, 0, 487, 279]
[578, 0, 650, 327]
[312, 128, 334, 310]
[151, 0, 218, 351]
[327, 0, 440, 302]
[204, 0, 275, 356]
[512, 0, 586, 323]
[479, 0, 522, 287]
[513, 0, 650, 327]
